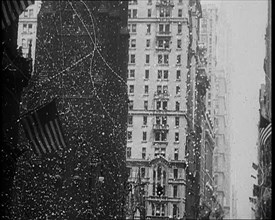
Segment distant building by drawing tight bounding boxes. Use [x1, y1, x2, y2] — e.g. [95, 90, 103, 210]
[17, 0, 42, 67]
[200, 3, 232, 219]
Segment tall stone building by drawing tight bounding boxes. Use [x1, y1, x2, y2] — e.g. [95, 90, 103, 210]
[13, 1, 130, 219]
[125, 0, 199, 219]
[199, 3, 232, 219]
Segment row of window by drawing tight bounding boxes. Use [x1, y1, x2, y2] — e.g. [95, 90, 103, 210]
[128, 8, 184, 18]
[129, 54, 182, 65]
[127, 130, 180, 142]
[128, 84, 181, 96]
[128, 115, 180, 127]
[23, 9, 34, 18]
[21, 38, 33, 49]
[129, 0, 184, 5]
[128, 69, 181, 80]
[126, 147, 179, 160]
[22, 23, 34, 34]
[151, 203, 179, 217]
[130, 38, 182, 49]
[128, 100, 181, 111]
[128, 23, 183, 34]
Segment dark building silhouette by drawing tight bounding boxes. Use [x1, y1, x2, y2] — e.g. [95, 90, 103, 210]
[1, 2, 33, 218]
[12, 1, 130, 219]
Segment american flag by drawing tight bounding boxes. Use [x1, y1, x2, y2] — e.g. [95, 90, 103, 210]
[21, 99, 67, 157]
[1, 0, 35, 30]
[259, 114, 272, 147]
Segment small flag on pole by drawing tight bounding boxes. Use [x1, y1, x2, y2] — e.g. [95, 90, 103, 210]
[1, 0, 35, 30]
[259, 114, 272, 147]
[21, 99, 67, 157]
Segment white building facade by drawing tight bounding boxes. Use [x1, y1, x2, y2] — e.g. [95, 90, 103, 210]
[126, 0, 192, 219]
[17, 0, 42, 67]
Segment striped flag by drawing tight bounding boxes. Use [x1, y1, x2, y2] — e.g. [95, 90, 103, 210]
[21, 99, 67, 157]
[1, 0, 35, 30]
[259, 114, 272, 147]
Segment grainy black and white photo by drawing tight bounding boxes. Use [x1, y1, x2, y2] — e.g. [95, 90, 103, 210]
[1, 0, 271, 219]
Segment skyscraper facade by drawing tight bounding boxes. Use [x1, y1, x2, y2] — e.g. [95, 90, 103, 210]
[200, 3, 232, 218]
[126, 0, 195, 218]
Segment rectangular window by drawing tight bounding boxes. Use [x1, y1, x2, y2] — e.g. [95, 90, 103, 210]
[24, 10, 28, 17]
[162, 116, 167, 125]
[158, 55, 163, 64]
[177, 39, 182, 49]
[146, 54, 150, 64]
[176, 86, 180, 95]
[173, 204, 177, 216]
[146, 39, 150, 48]
[29, 9, 34, 17]
[175, 132, 179, 142]
[179, 0, 183, 3]
[159, 24, 164, 33]
[163, 70, 168, 79]
[164, 54, 169, 64]
[157, 70, 162, 80]
[175, 117, 179, 127]
[128, 115, 133, 125]
[174, 148, 179, 160]
[144, 100, 148, 110]
[176, 101, 180, 111]
[155, 117, 160, 126]
[163, 85, 168, 94]
[127, 131, 132, 140]
[129, 69, 135, 78]
[23, 24, 27, 33]
[156, 101, 161, 109]
[28, 24, 33, 33]
[155, 132, 167, 142]
[174, 169, 178, 179]
[130, 54, 135, 64]
[165, 24, 170, 32]
[144, 85, 149, 94]
[145, 69, 149, 79]
[177, 55, 181, 64]
[173, 185, 178, 198]
[163, 101, 167, 110]
[155, 147, 166, 157]
[147, 24, 151, 34]
[143, 116, 147, 125]
[141, 167, 146, 178]
[178, 9, 182, 17]
[143, 132, 147, 141]
[129, 100, 133, 110]
[178, 23, 182, 34]
[128, 9, 131, 18]
[126, 147, 131, 158]
[133, 9, 137, 18]
[176, 70, 181, 80]
[132, 24, 137, 32]
[142, 147, 146, 159]
[129, 85, 134, 94]
[131, 39, 136, 48]
[148, 9, 151, 17]
[148, 0, 152, 4]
